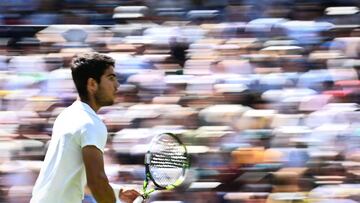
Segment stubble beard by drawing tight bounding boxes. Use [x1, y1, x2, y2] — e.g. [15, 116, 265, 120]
[95, 91, 114, 107]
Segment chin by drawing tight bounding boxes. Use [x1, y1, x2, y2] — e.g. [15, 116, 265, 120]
[102, 100, 115, 107]
[108, 100, 115, 106]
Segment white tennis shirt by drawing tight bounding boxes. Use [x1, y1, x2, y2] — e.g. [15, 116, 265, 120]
[31, 101, 108, 203]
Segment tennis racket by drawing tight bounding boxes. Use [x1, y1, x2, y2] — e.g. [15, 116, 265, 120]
[133, 132, 190, 203]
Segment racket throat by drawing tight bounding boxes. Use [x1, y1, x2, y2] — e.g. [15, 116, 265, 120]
[142, 188, 155, 199]
[142, 173, 151, 199]
[142, 174, 150, 191]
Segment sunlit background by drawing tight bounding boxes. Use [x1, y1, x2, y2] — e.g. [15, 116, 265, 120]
[0, 0, 360, 202]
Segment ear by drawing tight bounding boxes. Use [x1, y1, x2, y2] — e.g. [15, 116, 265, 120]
[87, 78, 98, 94]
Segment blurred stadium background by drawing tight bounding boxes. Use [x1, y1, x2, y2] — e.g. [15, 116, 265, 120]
[0, 0, 360, 202]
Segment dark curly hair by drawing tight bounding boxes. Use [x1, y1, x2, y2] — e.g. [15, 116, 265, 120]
[70, 53, 115, 100]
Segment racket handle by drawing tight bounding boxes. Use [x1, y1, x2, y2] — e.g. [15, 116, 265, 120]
[133, 195, 145, 203]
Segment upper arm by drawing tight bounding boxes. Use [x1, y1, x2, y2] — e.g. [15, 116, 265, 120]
[80, 123, 107, 153]
[82, 145, 106, 184]
[82, 146, 118, 203]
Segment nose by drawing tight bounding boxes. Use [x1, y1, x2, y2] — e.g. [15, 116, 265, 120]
[115, 80, 120, 91]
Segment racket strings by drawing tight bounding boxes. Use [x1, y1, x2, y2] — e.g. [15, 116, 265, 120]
[151, 153, 187, 168]
[148, 135, 188, 187]
[150, 140, 187, 168]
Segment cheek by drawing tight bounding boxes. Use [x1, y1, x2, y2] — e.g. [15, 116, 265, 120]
[97, 84, 107, 94]
[104, 82, 115, 93]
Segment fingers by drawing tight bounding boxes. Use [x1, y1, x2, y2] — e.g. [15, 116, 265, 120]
[119, 188, 141, 203]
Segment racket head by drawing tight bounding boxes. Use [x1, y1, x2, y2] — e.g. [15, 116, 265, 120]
[145, 132, 190, 190]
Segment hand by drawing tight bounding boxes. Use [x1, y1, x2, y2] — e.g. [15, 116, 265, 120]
[119, 188, 141, 203]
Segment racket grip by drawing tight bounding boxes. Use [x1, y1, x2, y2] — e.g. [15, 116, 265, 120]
[133, 195, 145, 203]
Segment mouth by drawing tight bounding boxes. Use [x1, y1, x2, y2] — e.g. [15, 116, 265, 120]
[114, 89, 120, 96]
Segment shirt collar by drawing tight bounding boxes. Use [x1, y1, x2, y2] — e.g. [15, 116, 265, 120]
[73, 100, 98, 117]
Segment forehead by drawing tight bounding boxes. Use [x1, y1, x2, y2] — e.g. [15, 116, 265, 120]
[103, 66, 115, 76]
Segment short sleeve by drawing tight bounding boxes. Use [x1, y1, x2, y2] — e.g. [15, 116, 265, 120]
[79, 123, 107, 153]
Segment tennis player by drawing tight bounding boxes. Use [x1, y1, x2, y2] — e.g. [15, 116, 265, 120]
[31, 53, 140, 203]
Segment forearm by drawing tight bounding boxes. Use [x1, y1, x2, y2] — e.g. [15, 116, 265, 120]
[87, 173, 116, 203]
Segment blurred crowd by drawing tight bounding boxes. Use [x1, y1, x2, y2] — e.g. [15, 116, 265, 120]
[1, 0, 360, 203]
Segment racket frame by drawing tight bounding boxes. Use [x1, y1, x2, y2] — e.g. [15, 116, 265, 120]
[141, 132, 190, 199]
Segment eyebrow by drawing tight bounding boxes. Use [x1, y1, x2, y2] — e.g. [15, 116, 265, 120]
[106, 73, 117, 78]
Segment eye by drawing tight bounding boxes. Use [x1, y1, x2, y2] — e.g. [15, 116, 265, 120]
[107, 75, 116, 81]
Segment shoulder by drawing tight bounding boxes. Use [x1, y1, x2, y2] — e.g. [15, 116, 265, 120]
[56, 101, 106, 130]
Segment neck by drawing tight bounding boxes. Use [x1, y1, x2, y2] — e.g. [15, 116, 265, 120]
[80, 97, 100, 112]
